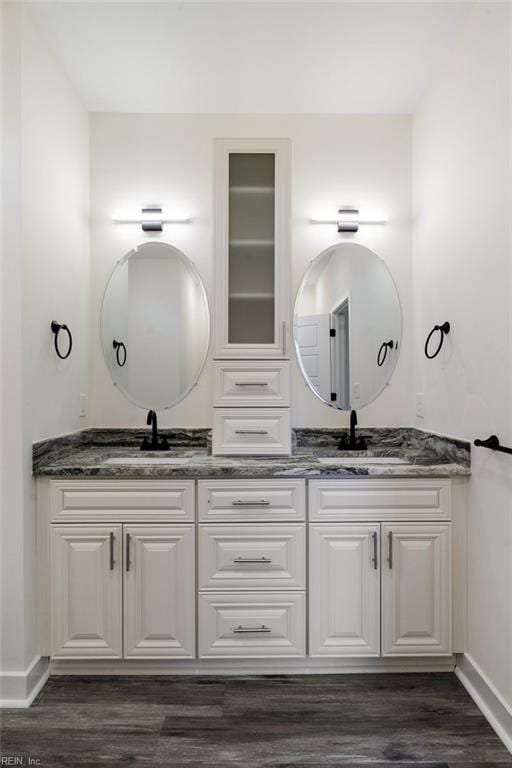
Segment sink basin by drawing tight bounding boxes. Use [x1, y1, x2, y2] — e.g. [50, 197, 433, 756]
[317, 456, 409, 465]
[103, 456, 191, 466]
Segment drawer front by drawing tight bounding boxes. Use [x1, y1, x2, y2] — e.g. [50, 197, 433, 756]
[198, 480, 305, 522]
[212, 409, 291, 455]
[213, 361, 290, 407]
[309, 479, 451, 522]
[49, 480, 195, 523]
[199, 592, 305, 658]
[199, 524, 305, 590]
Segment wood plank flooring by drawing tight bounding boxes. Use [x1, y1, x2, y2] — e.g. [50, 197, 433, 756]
[1, 673, 511, 767]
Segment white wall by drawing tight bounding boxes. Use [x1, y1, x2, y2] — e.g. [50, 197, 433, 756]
[0, 6, 89, 704]
[90, 113, 413, 428]
[413, 0, 512, 728]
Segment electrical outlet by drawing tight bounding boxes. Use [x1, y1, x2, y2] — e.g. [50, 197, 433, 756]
[353, 382, 361, 400]
[416, 392, 425, 419]
[80, 393, 87, 418]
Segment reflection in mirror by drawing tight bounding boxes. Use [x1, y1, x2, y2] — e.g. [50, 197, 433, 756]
[101, 242, 209, 410]
[294, 243, 401, 410]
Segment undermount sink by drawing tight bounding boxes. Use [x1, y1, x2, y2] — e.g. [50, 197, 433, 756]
[103, 456, 191, 466]
[317, 456, 409, 465]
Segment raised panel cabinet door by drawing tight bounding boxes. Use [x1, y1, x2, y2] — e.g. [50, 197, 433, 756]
[382, 523, 452, 656]
[51, 525, 122, 658]
[309, 525, 380, 657]
[123, 526, 195, 659]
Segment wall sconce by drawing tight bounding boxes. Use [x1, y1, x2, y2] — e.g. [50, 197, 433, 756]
[113, 206, 191, 232]
[311, 207, 388, 233]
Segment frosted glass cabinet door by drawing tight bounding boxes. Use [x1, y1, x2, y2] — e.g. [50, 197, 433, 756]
[51, 525, 122, 658]
[381, 523, 452, 656]
[123, 526, 195, 658]
[214, 138, 290, 358]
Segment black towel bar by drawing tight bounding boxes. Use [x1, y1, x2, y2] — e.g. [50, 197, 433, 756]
[474, 435, 512, 456]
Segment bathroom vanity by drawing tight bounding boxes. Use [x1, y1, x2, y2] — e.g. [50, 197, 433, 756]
[33, 141, 471, 676]
[34, 429, 470, 675]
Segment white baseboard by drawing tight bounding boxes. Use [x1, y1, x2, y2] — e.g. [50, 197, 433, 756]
[0, 656, 50, 708]
[456, 653, 512, 754]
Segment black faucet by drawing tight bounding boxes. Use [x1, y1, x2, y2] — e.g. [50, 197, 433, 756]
[140, 410, 169, 451]
[338, 409, 368, 451]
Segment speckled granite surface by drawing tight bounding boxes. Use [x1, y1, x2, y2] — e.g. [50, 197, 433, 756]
[33, 427, 470, 478]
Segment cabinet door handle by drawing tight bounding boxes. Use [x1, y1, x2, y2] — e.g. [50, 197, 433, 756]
[109, 532, 115, 571]
[235, 382, 268, 387]
[371, 531, 378, 570]
[387, 531, 393, 569]
[125, 532, 131, 572]
[233, 556, 272, 564]
[235, 430, 268, 435]
[232, 499, 270, 507]
[233, 625, 271, 634]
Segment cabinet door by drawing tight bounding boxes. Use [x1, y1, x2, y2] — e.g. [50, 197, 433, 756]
[123, 526, 195, 658]
[51, 525, 122, 658]
[309, 525, 380, 657]
[214, 138, 290, 358]
[382, 523, 451, 656]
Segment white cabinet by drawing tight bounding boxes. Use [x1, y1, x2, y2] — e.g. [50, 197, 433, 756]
[309, 525, 380, 657]
[51, 525, 122, 658]
[310, 522, 453, 659]
[214, 138, 290, 359]
[50, 521, 195, 660]
[123, 526, 195, 659]
[381, 523, 451, 656]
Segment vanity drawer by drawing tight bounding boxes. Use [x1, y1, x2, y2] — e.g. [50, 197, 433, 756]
[198, 524, 305, 590]
[199, 592, 305, 658]
[213, 408, 291, 456]
[213, 361, 290, 407]
[49, 479, 195, 523]
[309, 479, 451, 522]
[198, 480, 305, 522]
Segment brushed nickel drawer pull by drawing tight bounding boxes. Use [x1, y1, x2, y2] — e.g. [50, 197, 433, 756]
[232, 499, 270, 506]
[233, 625, 271, 634]
[109, 532, 115, 571]
[387, 531, 393, 569]
[235, 382, 268, 387]
[233, 556, 272, 564]
[235, 429, 268, 435]
[371, 531, 378, 570]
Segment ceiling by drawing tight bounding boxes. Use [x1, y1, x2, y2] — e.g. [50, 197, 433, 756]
[27, 2, 472, 113]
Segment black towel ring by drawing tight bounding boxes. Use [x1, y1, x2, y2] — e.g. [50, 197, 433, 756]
[424, 322, 450, 360]
[377, 340, 394, 367]
[113, 340, 127, 367]
[51, 321, 72, 360]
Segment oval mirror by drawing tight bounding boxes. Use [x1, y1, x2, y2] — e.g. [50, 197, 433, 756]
[101, 241, 209, 410]
[293, 242, 401, 410]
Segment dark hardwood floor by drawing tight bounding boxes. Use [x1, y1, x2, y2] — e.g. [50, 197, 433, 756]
[1, 673, 511, 767]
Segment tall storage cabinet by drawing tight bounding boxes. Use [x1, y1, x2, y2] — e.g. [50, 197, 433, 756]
[213, 138, 292, 455]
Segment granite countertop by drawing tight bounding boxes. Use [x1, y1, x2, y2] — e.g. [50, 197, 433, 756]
[33, 427, 471, 479]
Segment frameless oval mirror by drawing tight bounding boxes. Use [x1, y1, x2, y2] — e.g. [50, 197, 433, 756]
[101, 241, 209, 410]
[294, 242, 401, 410]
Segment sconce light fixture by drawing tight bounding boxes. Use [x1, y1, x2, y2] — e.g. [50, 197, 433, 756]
[113, 206, 191, 232]
[311, 207, 388, 233]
